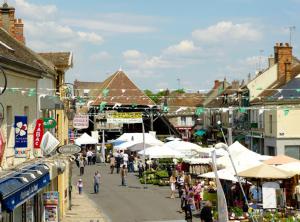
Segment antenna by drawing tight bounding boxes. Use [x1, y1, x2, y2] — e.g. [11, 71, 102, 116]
[176, 78, 181, 90]
[288, 26, 296, 46]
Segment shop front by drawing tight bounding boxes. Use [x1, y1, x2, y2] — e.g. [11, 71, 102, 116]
[0, 163, 50, 222]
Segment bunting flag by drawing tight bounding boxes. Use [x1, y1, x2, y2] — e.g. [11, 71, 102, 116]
[163, 105, 169, 113]
[212, 150, 229, 222]
[99, 101, 107, 112]
[113, 103, 122, 109]
[239, 107, 247, 113]
[131, 103, 137, 108]
[283, 108, 290, 116]
[195, 107, 204, 116]
[102, 88, 109, 97]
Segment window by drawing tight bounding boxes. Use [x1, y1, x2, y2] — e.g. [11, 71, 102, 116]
[269, 115, 272, 134]
[267, 146, 275, 156]
[285, 146, 300, 160]
[83, 89, 90, 97]
[181, 116, 186, 126]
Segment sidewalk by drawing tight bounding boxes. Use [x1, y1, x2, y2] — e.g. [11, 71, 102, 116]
[62, 190, 107, 222]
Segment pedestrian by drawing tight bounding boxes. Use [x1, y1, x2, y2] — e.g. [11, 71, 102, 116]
[75, 154, 80, 168]
[77, 179, 83, 194]
[92, 151, 96, 165]
[123, 152, 128, 168]
[177, 171, 185, 198]
[184, 191, 195, 221]
[87, 149, 93, 165]
[200, 201, 213, 222]
[120, 165, 127, 186]
[93, 171, 101, 193]
[116, 151, 121, 174]
[128, 152, 134, 172]
[138, 159, 144, 178]
[110, 155, 116, 174]
[79, 157, 85, 176]
[169, 172, 177, 199]
[193, 180, 202, 211]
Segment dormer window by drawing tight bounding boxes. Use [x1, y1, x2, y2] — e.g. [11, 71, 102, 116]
[83, 89, 90, 97]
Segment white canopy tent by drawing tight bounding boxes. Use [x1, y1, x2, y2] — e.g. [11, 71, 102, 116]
[114, 133, 164, 151]
[277, 162, 300, 174]
[75, 133, 98, 146]
[164, 140, 202, 156]
[200, 168, 238, 182]
[138, 146, 185, 159]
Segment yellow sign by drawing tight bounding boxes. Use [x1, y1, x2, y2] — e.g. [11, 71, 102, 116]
[107, 112, 143, 124]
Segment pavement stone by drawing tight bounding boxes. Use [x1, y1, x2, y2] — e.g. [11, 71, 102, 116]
[62, 189, 107, 222]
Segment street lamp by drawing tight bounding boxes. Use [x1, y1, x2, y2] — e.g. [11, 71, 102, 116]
[216, 121, 257, 222]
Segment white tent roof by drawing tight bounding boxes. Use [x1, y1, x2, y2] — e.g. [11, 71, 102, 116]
[138, 146, 184, 158]
[200, 168, 238, 182]
[114, 133, 163, 150]
[75, 133, 98, 146]
[183, 157, 211, 164]
[164, 141, 202, 156]
[277, 162, 300, 174]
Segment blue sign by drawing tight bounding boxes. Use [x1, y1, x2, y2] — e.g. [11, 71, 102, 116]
[14, 116, 28, 153]
[2, 173, 50, 212]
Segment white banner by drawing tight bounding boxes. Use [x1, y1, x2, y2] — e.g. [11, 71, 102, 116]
[73, 114, 89, 129]
[106, 112, 142, 124]
[212, 150, 229, 222]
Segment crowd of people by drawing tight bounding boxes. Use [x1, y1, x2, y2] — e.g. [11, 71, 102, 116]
[169, 169, 215, 222]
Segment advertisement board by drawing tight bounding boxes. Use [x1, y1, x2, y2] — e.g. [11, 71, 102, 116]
[14, 116, 28, 158]
[73, 114, 89, 129]
[40, 132, 60, 156]
[106, 112, 143, 124]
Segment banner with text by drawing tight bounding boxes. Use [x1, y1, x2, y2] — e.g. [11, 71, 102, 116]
[73, 114, 89, 129]
[107, 112, 143, 124]
[15, 116, 28, 158]
[33, 119, 44, 157]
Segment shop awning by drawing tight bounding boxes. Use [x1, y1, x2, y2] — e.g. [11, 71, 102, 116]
[0, 163, 50, 211]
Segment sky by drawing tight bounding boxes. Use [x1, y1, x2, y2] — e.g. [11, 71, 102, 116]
[9, 0, 300, 92]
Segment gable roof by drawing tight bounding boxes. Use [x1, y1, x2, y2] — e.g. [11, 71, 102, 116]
[0, 28, 56, 77]
[39, 52, 73, 71]
[92, 70, 156, 106]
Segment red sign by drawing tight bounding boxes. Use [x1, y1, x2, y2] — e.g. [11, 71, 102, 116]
[34, 119, 44, 149]
[0, 130, 5, 165]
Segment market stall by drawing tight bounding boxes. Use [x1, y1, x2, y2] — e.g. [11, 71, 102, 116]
[137, 145, 184, 159]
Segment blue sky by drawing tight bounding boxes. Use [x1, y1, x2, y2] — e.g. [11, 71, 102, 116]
[10, 0, 300, 91]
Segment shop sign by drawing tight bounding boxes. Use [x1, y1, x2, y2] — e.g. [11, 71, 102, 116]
[14, 116, 28, 158]
[0, 129, 5, 165]
[57, 144, 81, 155]
[43, 191, 59, 205]
[40, 132, 60, 156]
[33, 119, 44, 149]
[44, 205, 58, 222]
[43, 118, 57, 129]
[107, 112, 142, 124]
[73, 114, 89, 129]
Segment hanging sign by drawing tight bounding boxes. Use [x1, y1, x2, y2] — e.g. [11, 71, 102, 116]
[43, 118, 57, 129]
[57, 144, 81, 155]
[15, 116, 28, 158]
[34, 119, 44, 149]
[40, 132, 60, 156]
[43, 191, 59, 205]
[73, 114, 89, 129]
[107, 112, 143, 124]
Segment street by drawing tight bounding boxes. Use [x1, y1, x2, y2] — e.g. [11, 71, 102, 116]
[72, 163, 186, 222]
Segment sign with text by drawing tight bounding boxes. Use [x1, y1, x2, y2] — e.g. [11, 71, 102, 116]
[73, 114, 89, 129]
[43, 191, 59, 206]
[107, 112, 143, 124]
[15, 116, 28, 158]
[40, 132, 60, 156]
[34, 119, 44, 148]
[43, 118, 56, 129]
[57, 144, 81, 155]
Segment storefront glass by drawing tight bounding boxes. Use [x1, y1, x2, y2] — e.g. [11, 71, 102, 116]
[13, 205, 22, 222]
[26, 198, 34, 222]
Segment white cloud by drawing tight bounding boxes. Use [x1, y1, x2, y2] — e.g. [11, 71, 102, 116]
[192, 21, 262, 43]
[90, 51, 111, 61]
[77, 32, 103, 44]
[62, 18, 156, 34]
[123, 50, 143, 59]
[163, 40, 201, 55]
[13, 0, 57, 20]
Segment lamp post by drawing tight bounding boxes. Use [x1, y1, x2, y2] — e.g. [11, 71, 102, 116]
[216, 121, 257, 222]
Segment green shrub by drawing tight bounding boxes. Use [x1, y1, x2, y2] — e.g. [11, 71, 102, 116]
[155, 170, 169, 178]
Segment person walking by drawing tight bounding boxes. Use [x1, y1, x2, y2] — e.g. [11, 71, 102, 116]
[116, 151, 121, 174]
[87, 149, 93, 165]
[177, 171, 185, 198]
[138, 159, 144, 178]
[200, 201, 213, 222]
[79, 157, 85, 176]
[184, 191, 195, 221]
[110, 155, 116, 174]
[169, 173, 177, 199]
[77, 179, 83, 195]
[128, 152, 134, 173]
[193, 180, 202, 211]
[94, 171, 101, 193]
[120, 165, 127, 186]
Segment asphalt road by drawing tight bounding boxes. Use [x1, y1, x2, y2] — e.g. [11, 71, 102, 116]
[72, 163, 186, 222]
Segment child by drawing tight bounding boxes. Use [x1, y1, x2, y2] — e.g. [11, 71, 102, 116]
[77, 179, 83, 194]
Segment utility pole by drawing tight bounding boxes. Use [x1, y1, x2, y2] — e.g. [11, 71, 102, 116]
[288, 26, 296, 46]
[177, 78, 181, 90]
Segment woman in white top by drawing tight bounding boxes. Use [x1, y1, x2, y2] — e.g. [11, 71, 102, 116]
[169, 173, 177, 199]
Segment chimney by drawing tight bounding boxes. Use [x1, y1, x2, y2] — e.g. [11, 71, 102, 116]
[213, 80, 220, 89]
[268, 55, 275, 68]
[0, 3, 25, 44]
[231, 80, 239, 90]
[274, 42, 292, 83]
